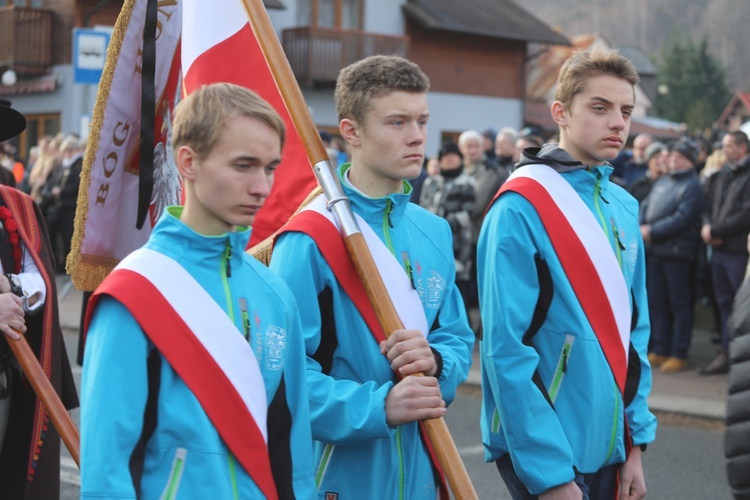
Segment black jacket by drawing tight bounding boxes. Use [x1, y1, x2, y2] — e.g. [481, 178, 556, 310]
[704, 156, 750, 255]
[725, 273, 750, 499]
[640, 169, 703, 260]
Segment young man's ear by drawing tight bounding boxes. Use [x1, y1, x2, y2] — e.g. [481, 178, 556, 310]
[176, 146, 197, 180]
[551, 101, 568, 128]
[339, 118, 361, 148]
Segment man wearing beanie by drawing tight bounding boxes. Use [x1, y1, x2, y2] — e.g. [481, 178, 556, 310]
[640, 136, 704, 372]
[701, 131, 750, 375]
[420, 143, 475, 311]
[629, 141, 667, 203]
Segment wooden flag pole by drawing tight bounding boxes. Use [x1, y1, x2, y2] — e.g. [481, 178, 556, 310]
[241, 2, 477, 498]
[6, 332, 80, 467]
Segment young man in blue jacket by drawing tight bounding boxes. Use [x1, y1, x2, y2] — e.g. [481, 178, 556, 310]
[478, 47, 657, 499]
[270, 55, 474, 499]
[80, 83, 315, 499]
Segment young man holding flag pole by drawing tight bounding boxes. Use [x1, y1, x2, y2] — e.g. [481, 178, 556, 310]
[268, 53, 475, 499]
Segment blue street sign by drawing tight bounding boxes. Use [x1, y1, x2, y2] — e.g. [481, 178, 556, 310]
[73, 28, 111, 84]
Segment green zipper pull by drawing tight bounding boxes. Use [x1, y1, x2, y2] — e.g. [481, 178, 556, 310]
[386, 200, 394, 228]
[238, 298, 251, 340]
[562, 343, 571, 373]
[401, 251, 416, 289]
[610, 218, 626, 250]
[224, 242, 232, 278]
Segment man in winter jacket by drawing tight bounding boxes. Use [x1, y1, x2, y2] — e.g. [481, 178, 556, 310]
[80, 83, 315, 499]
[640, 137, 704, 372]
[478, 47, 656, 499]
[419, 142, 475, 312]
[724, 234, 750, 499]
[701, 130, 750, 375]
[270, 55, 474, 499]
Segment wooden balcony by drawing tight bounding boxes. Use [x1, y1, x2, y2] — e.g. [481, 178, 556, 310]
[0, 7, 53, 76]
[283, 26, 409, 86]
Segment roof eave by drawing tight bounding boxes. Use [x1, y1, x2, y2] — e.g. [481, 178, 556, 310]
[403, 6, 569, 46]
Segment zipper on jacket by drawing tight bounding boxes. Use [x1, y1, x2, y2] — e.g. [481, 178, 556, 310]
[224, 241, 232, 278]
[396, 427, 405, 500]
[239, 298, 251, 340]
[221, 238, 240, 498]
[548, 335, 574, 403]
[610, 217, 625, 267]
[315, 443, 336, 488]
[228, 453, 240, 500]
[161, 448, 187, 500]
[382, 199, 396, 253]
[401, 251, 416, 289]
[221, 240, 236, 324]
[491, 408, 501, 434]
[594, 178, 624, 269]
[605, 383, 620, 462]
[593, 178, 609, 232]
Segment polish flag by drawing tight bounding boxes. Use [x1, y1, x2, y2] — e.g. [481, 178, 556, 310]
[182, 0, 317, 247]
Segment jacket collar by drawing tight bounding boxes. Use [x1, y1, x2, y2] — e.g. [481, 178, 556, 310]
[338, 163, 412, 227]
[149, 206, 251, 271]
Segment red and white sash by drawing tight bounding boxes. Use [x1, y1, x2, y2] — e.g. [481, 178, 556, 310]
[278, 193, 449, 500]
[86, 248, 278, 499]
[289, 192, 429, 339]
[496, 164, 631, 393]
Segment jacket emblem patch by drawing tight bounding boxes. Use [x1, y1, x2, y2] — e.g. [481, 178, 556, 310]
[264, 325, 287, 370]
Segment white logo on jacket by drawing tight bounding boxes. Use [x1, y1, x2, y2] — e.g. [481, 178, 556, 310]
[265, 325, 287, 370]
[418, 271, 445, 310]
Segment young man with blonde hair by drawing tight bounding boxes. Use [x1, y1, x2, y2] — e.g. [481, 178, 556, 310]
[80, 83, 315, 499]
[270, 55, 474, 499]
[479, 47, 656, 499]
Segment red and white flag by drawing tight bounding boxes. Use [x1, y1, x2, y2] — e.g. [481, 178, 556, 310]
[182, 0, 316, 247]
[70, 0, 317, 291]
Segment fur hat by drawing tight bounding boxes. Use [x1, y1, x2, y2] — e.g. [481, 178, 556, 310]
[670, 136, 699, 166]
[0, 99, 26, 142]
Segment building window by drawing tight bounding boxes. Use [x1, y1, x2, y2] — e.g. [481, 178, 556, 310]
[297, 0, 362, 30]
[18, 112, 60, 161]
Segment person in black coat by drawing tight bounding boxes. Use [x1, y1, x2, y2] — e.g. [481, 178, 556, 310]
[701, 131, 750, 375]
[0, 99, 78, 500]
[724, 234, 750, 499]
[640, 137, 704, 372]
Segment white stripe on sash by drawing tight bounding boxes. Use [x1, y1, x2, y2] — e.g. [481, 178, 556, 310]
[116, 248, 268, 442]
[301, 194, 429, 338]
[511, 164, 631, 356]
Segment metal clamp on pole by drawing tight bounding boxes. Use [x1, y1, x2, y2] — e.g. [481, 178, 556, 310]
[313, 160, 361, 238]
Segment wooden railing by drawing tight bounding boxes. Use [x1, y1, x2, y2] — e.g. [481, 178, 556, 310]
[283, 26, 409, 85]
[0, 7, 53, 76]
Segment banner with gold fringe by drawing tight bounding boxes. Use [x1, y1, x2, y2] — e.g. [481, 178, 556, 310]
[67, 0, 182, 291]
[68, 0, 317, 291]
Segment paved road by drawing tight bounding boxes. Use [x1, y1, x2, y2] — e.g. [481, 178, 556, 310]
[61, 342, 732, 499]
[444, 384, 732, 499]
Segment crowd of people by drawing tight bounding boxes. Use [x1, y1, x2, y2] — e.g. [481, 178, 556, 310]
[0, 130, 84, 273]
[412, 113, 749, 380]
[0, 45, 749, 499]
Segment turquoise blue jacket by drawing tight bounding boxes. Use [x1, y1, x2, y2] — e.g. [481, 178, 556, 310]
[80, 207, 316, 499]
[478, 147, 657, 495]
[270, 164, 475, 499]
